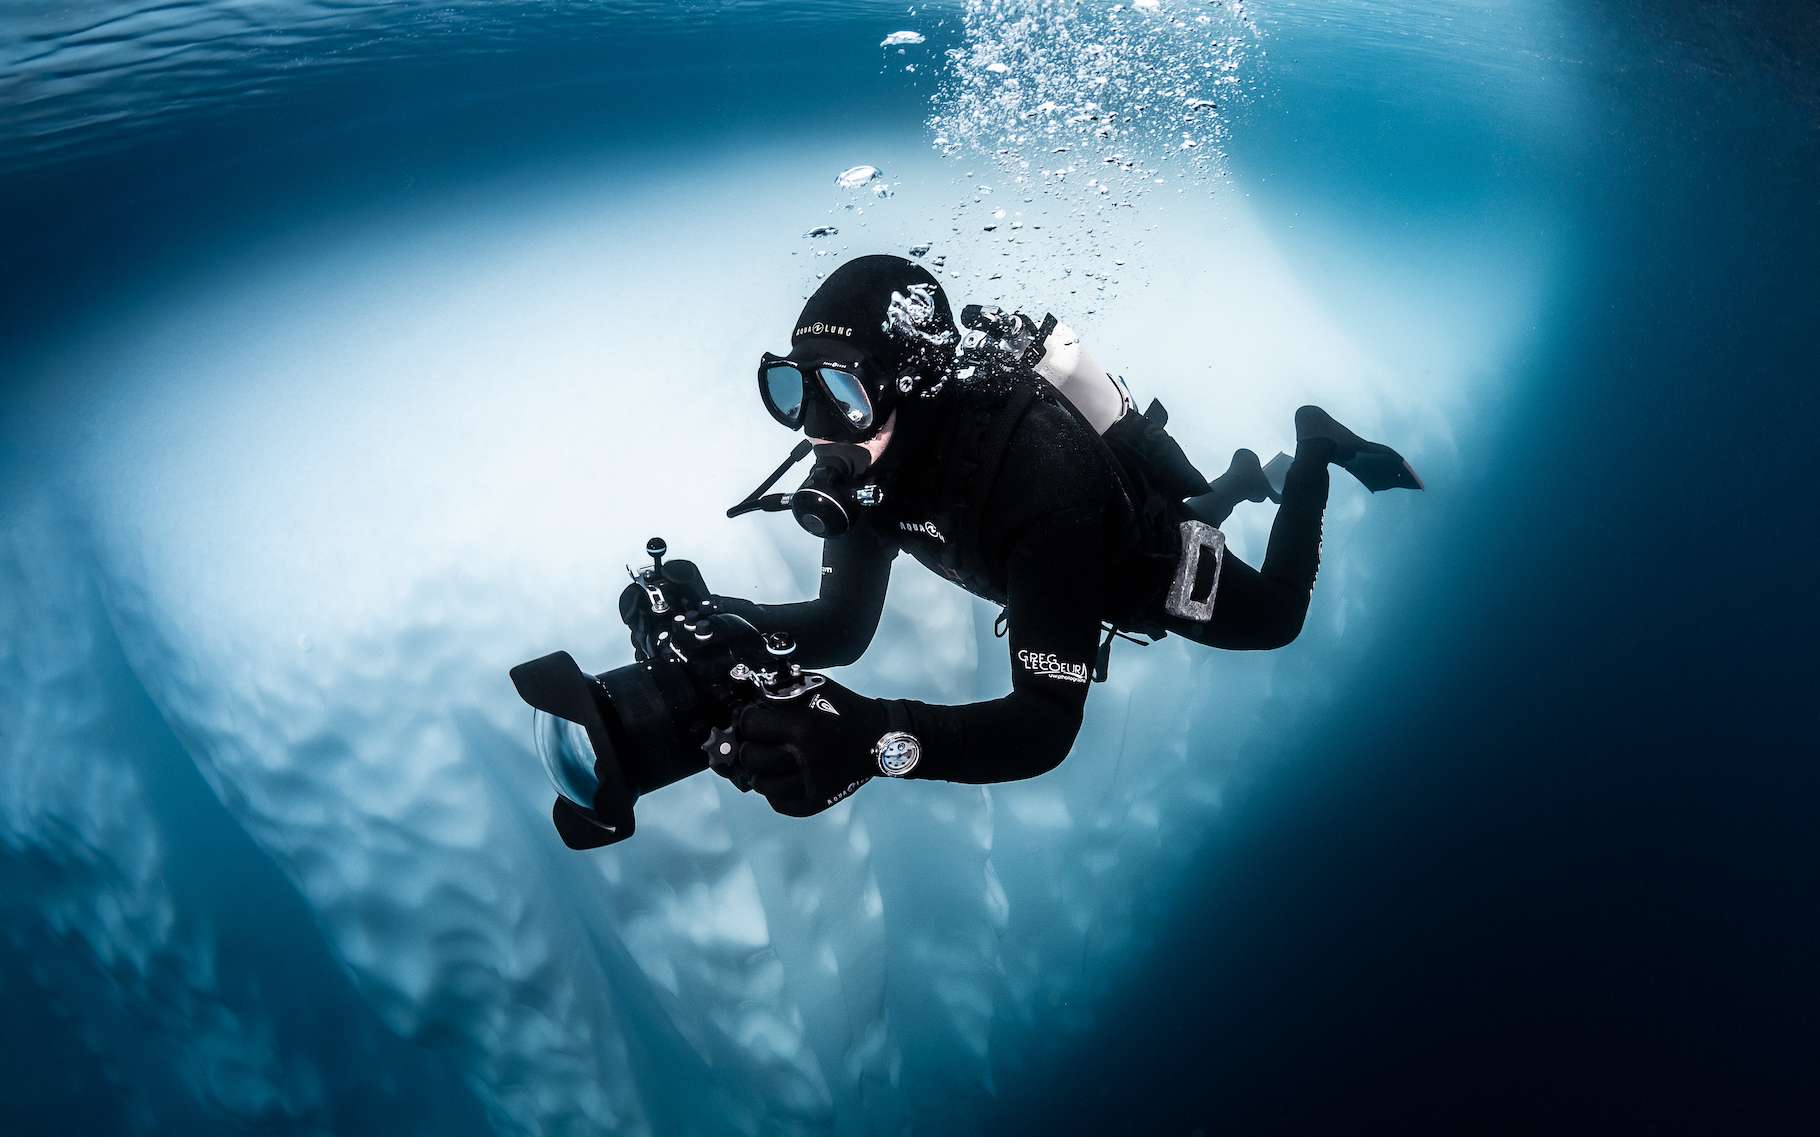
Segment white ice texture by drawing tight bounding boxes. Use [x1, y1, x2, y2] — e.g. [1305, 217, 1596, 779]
[1, 137, 1539, 1133]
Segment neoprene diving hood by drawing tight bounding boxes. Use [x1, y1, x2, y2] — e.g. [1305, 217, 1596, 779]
[784, 254, 958, 439]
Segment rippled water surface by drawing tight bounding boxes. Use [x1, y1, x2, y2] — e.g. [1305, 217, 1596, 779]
[3, 2, 1815, 1135]
[3, 1, 832, 166]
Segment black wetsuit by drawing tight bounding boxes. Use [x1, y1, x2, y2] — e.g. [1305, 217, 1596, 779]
[718, 370, 1331, 784]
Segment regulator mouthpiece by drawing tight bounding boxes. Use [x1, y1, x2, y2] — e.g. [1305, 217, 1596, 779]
[791, 443, 874, 537]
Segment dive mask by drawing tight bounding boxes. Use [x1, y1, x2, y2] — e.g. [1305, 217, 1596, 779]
[757, 352, 877, 438]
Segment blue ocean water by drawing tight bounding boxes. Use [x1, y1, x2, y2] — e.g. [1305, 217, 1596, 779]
[3, 3, 1815, 1135]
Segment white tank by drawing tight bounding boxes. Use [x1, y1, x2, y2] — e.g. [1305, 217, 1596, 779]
[1030, 319, 1130, 435]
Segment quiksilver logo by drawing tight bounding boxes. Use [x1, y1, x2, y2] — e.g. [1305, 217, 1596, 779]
[899, 520, 946, 543]
[1017, 649, 1090, 685]
[796, 322, 854, 339]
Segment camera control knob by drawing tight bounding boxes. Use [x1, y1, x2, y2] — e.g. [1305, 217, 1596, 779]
[763, 633, 796, 659]
[701, 725, 752, 792]
[646, 537, 667, 571]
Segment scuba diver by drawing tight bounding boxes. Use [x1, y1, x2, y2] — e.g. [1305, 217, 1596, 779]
[615, 253, 1423, 824]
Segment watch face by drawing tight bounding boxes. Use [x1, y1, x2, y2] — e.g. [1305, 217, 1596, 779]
[876, 732, 920, 776]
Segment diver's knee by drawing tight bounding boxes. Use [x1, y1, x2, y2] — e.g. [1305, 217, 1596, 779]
[1261, 625, 1300, 650]
[1263, 599, 1310, 649]
[1204, 604, 1304, 650]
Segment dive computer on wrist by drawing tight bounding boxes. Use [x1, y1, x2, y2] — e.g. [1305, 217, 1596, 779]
[872, 703, 921, 777]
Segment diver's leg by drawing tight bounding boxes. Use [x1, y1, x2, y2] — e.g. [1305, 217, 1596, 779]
[1258, 438, 1331, 597]
[1169, 442, 1330, 649]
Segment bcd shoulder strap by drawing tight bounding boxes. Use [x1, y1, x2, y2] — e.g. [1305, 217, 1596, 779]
[936, 377, 1044, 587]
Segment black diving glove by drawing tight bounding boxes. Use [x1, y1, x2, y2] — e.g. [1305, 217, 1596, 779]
[617, 557, 715, 660]
[729, 677, 892, 817]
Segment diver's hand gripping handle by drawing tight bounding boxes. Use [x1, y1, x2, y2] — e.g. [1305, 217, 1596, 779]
[620, 536, 713, 660]
[698, 629, 823, 792]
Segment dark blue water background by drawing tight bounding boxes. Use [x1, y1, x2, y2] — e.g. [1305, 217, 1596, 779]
[1009, 7, 1820, 1129]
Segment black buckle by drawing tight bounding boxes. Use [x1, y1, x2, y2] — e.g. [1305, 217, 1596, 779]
[1019, 312, 1060, 370]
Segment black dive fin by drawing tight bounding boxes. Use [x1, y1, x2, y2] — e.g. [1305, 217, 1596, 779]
[1261, 451, 1292, 500]
[1183, 448, 1276, 527]
[1295, 405, 1424, 493]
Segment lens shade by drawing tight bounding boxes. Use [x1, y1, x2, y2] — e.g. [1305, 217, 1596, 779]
[509, 650, 636, 847]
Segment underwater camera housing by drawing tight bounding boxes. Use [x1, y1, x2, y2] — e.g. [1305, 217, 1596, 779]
[509, 538, 820, 849]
